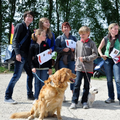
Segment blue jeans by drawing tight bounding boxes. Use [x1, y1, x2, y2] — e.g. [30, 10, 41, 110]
[5, 57, 33, 99]
[59, 60, 75, 90]
[72, 71, 92, 104]
[34, 70, 49, 99]
[104, 58, 120, 101]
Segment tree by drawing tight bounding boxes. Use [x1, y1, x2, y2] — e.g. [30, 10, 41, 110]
[0, 0, 120, 65]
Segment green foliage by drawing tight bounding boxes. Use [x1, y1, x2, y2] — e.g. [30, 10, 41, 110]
[52, 52, 57, 60]
[0, 66, 8, 73]
[0, 0, 120, 63]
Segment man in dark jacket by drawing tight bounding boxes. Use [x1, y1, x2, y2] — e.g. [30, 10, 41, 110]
[4, 11, 34, 104]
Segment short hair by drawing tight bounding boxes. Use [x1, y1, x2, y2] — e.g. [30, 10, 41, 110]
[108, 23, 119, 33]
[78, 26, 90, 35]
[23, 11, 34, 21]
[62, 22, 71, 31]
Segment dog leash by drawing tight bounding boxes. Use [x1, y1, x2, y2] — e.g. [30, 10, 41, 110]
[32, 68, 49, 83]
[32, 72, 44, 83]
[81, 62, 92, 88]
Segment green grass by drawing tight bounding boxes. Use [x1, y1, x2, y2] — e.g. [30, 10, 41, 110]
[0, 65, 107, 81]
[0, 66, 8, 73]
[0, 65, 14, 73]
[91, 75, 106, 80]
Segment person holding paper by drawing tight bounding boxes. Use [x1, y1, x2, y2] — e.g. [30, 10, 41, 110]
[98, 23, 120, 105]
[28, 29, 52, 102]
[55, 22, 77, 98]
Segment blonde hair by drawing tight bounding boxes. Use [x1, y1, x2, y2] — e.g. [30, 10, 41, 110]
[39, 17, 52, 39]
[78, 26, 90, 35]
[108, 23, 119, 33]
[31, 29, 44, 42]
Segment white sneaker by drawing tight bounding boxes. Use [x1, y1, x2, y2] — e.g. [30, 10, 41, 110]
[32, 99, 37, 104]
[69, 103, 77, 109]
[82, 102, 88, 109]
[4, 99, 17, 104]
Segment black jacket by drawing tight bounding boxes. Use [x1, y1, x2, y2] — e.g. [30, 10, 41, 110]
[12, 21, 32, 57]
[28, 41, 52, 69]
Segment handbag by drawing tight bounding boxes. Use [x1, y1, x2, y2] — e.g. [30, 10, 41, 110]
[4, 30, 29, 62]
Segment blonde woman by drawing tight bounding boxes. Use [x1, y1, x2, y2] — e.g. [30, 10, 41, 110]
[98, 23, 120, 105]
[39, 17, 55, 54]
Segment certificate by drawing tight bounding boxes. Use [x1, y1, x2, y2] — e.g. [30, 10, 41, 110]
[65, 39, 76, 48]
[110, 48, 120, 63]
[37, 49, 52, 65]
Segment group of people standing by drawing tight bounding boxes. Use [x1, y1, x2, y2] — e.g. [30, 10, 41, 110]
[4, 10, 120, 109]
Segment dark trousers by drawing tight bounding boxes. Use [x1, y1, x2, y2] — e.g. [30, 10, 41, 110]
[5, 56, 33, 99]
[72, 71, 92, 104]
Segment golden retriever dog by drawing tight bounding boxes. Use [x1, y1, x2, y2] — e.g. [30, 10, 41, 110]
[10, 68, 76, 120]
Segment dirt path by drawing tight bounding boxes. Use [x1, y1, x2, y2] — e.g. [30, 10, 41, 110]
[0, 72, 120, 120]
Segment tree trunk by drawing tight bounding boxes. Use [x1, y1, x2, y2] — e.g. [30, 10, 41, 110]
[48, 0, 53, 22]
[56, 0, 60, 36]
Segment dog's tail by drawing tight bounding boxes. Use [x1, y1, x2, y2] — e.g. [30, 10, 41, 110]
[10, 111, 30, 119]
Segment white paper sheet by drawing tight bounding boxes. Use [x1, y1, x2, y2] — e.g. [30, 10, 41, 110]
[110, 48, 120, 63]
[37, 49, 52, 65]
[65, 39, 76, 48]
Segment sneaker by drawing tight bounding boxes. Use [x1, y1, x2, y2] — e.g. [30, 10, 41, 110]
[32, 99, 37, 104]
[28, 95, 35, 100]
[4, 98, 17, 104]
[69, 103, 77, 109]
[105, 98, 115, 104]
[82, 102, 88, 109]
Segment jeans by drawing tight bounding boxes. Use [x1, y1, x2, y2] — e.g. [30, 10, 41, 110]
[59, 60, 75, 90]
[34, 70, 49, 99]
[72, 71, 92, 104]
[5, 57, 33, 99]
[104, 58, 120, 101]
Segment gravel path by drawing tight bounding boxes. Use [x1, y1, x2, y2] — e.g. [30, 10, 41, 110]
[0, 72, 120, 120]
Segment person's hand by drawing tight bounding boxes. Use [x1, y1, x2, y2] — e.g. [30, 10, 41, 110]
[79, 57, 83, 62]
[16, 54, 21, 62]
[116, 54, 120, 58]
[48, 69, 52, 75]
[32, 68, 36, 73]
[63, 48, 70, 52]
[48, 49, 52, 54]
[75, 67, 76, 71]
[101, 55, 107, 60]
[71, 48, 74, 52]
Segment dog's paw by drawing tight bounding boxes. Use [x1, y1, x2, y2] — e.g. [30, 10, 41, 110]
[52, 114, 57, 118]
[57, 116, 62, 120]
[89, 105, 92, 108]
[58, 118, 62, 120]
[88, 103, 93, 108]
[27, 116, 33, 120]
